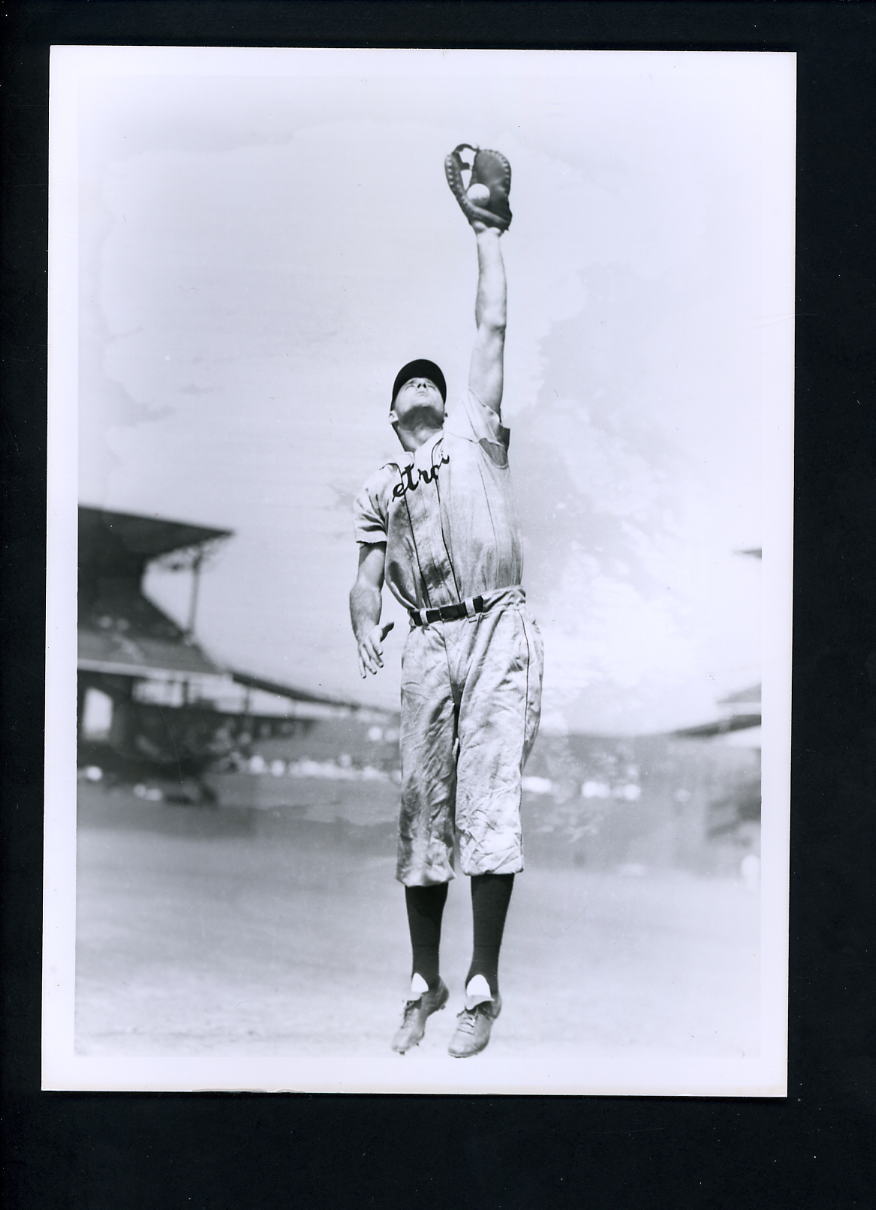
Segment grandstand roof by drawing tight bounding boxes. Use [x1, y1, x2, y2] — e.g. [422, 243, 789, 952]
[671, 713, 761, 739]
[718, 684, 761, 707]
[79, 505, 232, 564]
[671, 682, 762, 739]
[230, 667, 394, 715]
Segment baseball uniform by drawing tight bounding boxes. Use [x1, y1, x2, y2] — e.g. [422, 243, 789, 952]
[354, 387, 544, 886]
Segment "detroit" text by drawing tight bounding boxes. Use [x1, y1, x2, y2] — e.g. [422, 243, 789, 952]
[392, 452, 451, 498]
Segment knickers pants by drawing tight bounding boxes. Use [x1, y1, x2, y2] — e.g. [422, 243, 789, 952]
[396, 587, 544, 886]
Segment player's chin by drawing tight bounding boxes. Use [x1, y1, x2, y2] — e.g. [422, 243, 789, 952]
[405, 402, 445, 426]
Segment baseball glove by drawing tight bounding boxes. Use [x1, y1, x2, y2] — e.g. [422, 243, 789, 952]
[444, 143, 512, 231]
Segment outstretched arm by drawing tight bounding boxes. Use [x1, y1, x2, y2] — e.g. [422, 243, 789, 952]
[349, 543, 394, 677]
[468, 227, 507, 415]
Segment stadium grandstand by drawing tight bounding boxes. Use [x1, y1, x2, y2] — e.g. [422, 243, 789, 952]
[658, 546, 761, 858]
[77, 505, 395, 788]
[78, 505, 232, 697]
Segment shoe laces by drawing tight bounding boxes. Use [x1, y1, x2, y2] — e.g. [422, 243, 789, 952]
[455, 1003, 488, 1035]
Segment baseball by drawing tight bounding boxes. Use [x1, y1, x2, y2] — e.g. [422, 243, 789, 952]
[466, 183, 491, 205]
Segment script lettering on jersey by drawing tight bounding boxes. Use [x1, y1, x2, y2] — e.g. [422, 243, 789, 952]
[392, 451, 451, 499]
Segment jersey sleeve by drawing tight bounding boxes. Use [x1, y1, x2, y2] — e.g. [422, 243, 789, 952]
[352, 472, 388, 545]
[444, 388, 511, 453]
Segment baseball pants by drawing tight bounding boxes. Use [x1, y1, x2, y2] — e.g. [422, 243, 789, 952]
[396, 586, 544, 886]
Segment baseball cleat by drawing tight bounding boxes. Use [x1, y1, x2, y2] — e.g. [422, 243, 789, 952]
[448, 978, 502, 1058]
[391, 977, 449, 1054]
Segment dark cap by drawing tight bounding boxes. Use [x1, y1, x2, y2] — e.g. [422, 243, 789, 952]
[391, 359, 447, 405]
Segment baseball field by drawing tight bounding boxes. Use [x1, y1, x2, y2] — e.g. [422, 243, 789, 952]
[74, 779, 760, 1089]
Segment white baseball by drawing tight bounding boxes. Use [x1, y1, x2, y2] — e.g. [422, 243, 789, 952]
[466, 183, 491, 205]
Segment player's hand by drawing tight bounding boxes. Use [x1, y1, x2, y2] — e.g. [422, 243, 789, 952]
[357, 621, 394, 678]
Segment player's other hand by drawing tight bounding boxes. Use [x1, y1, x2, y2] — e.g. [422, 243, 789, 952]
[357, 621, 394, 678]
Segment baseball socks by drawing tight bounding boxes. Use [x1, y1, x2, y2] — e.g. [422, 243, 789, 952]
[464, 872, 514, 1001]
[404, 882, 448, 993]
[392, 884, 451, 1054]
[446, 873, 513, 1058]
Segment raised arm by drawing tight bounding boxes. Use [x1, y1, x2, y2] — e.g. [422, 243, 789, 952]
[468, 227, 507, 415]
[349, 542, 393, 677]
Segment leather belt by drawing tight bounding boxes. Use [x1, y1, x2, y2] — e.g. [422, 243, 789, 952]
[409, 595, 486, 627]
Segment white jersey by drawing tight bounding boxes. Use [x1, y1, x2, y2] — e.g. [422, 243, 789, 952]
[353, 389, 523, 612]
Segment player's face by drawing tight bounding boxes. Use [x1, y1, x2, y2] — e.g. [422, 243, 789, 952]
[391, 377, 445, 427]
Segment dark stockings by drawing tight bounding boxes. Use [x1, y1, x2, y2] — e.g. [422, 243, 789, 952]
[465, 872, 515, 996]
[404, 882, 448, 990]
[404, 873, 515, 997]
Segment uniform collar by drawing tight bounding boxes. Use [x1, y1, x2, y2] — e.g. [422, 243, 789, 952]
[391, 428, 443, 469]
[413, 429, 444, 465]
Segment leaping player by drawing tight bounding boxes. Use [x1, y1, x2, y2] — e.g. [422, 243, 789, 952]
[350, 145, 544, 1058]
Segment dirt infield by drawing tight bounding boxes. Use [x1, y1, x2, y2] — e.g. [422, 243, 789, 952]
[75, 784, 760, 1070]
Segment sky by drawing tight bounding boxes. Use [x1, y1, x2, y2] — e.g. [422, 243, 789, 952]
[62, 48, 795, 734]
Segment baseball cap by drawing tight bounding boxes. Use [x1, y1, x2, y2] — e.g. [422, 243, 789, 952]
[391, 359, 447, 405]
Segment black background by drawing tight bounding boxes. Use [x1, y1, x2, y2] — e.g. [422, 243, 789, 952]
[2, 3, 874, 1206]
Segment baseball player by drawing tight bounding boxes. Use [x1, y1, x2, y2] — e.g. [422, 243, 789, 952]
[349, 146, 543, 1058]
